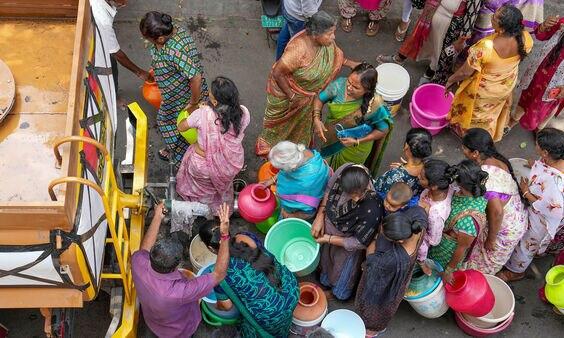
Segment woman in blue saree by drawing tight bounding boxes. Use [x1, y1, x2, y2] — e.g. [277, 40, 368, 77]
[263, 141, 331, 220]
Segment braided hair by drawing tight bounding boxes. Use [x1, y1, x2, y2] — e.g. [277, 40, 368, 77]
[350, 63, 378, 115]
[498, 5, 528, 60]
[462, 128, 526, 201]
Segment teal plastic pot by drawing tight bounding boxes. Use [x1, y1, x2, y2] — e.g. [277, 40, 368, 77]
[200, 302, 240, 327]
[265, 218, 320, 277]
[256, 201, 280, 234]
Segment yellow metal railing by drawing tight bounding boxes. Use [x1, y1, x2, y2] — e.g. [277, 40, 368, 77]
[49, 102, 148, 338]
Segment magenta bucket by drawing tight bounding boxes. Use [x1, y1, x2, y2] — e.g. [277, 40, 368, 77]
[358, 0, 383, 10]
[410, 84, 454, 135]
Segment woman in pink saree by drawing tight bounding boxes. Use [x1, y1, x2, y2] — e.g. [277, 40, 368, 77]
[176, 77, 250, 214]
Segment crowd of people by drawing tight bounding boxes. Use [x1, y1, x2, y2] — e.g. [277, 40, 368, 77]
[88, 0, 564, 336]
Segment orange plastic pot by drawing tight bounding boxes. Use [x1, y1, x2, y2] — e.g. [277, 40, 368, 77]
[142, 70, 161, 109]
[257, 161, 279, 193]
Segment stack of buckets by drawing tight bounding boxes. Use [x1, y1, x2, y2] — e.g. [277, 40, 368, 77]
[409, 83, 454, 136]
[375, 63, 410, 116]
[404, 260, 449, 318]
[446, 270, 516, 336]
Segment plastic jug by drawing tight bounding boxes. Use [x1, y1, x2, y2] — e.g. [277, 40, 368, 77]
[444, 269, 495, 317]
[545, 265, 564, 308]
[237, 184, 277, 223]
[142, 71, 162, 109]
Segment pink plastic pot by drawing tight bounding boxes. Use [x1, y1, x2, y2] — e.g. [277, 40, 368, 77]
[237, 184, 277, 223]
[455, 311, 514, 337]
[410, 83, 454, 134]
[445, 270, 495, 317]
[357, 0, 383, 10]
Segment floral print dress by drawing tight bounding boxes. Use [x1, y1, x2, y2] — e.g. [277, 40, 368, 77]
[506, 160, 564, 273]
[448, 32, 533, 141]
[465, 165, 528, 274]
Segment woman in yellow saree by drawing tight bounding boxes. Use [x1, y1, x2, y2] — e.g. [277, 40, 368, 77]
[255, 11, 359, 157]
[447, 5, 533, 142]
[313, 63, 393, 176]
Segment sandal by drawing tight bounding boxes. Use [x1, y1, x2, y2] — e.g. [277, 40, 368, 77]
[340, 17, 353, 33]
[366, 20, 380, 37]
[395, 21, 410, 42]
[376, 54, 405, 65]
[496, 269, 525, 283]
[158, 148, 170, 161]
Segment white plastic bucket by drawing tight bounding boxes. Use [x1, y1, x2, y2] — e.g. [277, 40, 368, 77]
[189, 234, 217, 273]
[376, 63, 410, 116]
[405, 280, 449, 318]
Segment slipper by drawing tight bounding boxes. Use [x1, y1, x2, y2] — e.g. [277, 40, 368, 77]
[395, 21, 410, 42]
[366, 328, 387, 337]
[158, 148, 170, 161]
[366, 20, 380, 37]
[376, 54, 404, 65]
[340, 17, 353, 33]
[496, 269, 525, 283]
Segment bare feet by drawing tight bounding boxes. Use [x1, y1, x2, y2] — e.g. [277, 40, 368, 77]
[496, 269, 525, 282]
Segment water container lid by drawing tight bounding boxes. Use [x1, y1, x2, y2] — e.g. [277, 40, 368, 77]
[376, 63, 410, 95]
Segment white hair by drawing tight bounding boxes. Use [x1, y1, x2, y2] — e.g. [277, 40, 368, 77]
[268, 141, 307, 172]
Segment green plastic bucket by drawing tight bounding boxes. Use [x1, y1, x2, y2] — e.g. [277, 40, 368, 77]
[264, 218, 320, 277]
[200, 302, 240, 327]
[256, 200, 280, 234]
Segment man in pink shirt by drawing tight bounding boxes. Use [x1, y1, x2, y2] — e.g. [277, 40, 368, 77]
[132, 203, 231, 337]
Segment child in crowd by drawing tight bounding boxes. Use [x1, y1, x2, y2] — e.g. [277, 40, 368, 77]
[383, 182, 414, 214]
[417, 159, 455, 274]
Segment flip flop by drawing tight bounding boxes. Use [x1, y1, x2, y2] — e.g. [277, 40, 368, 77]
[340, 17, 353, 33]
[395, 21, 410, 42]
[366, 20, 380, 37]
[376, 54, 404, 65]
[158, 148, 170, 161]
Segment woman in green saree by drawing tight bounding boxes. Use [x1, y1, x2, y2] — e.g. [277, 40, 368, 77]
[255, 11, 359, 157]
[314, 63, 393, 175]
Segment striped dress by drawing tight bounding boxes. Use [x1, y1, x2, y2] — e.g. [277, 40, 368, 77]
[151, 28, 208, 164]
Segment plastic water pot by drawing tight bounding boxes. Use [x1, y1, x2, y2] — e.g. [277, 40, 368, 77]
[142, 72, 161, 109]
[176, 110, 198, 144]
[405, 260, 443, 300]
[455, 311, 514, 337]
[445, 270, 495, 317]
[237, 183, 277, 223]
[255, 200, 280, 234]
[189, 234, 217, 273]
[321, 309, 366, 338]
[257, 161, 279, 193]
[265, 218, 320, 276]
[545, 265, 564, 308]
[358, 0, 382, 10]
[461, 274, 515, 328]
[376, 63, 410, 115]
[410, 104, 448, 135]
[410, 83, 454, 126]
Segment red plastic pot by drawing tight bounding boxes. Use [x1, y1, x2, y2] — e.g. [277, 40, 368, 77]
[237, 184, 277, 223]
[445, 270, 495, 317]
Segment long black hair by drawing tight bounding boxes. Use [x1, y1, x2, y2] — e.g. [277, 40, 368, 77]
[383, 208, 425, 241]
[498, 5, 528, 60]
[463, 128, 524, 199]
[140, 11, 174, 39]
[211, 76, 244, 136]
[422, 159, 453, 191]
[537, 128, 564, 161]
[406, 128, 433, 159]
[199, 220, 281, 289]
[446, 160, 488, 197]
[340, 165, 371, 195]
[351, 63, 378, 115]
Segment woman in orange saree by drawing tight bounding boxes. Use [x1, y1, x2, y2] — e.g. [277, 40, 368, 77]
[255, 11, 358, 157]
[447, 5, 532, 142]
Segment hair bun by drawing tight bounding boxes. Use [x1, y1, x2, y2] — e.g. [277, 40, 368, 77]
[161, 13, 172, 24]
[296, 144, 306, 152]
[411, 220, 424, 234]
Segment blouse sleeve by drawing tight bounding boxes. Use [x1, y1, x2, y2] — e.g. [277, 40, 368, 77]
[455, 216, 478, 237]
[466, 39, 493, 72]
[186, 108, 203, 129]
[367, 106, 392, 131]
[318, 80, 339, 103]
[343, 236, 366, 251]
[277, 39, 306, 73]
[534, 21, 562, 41]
